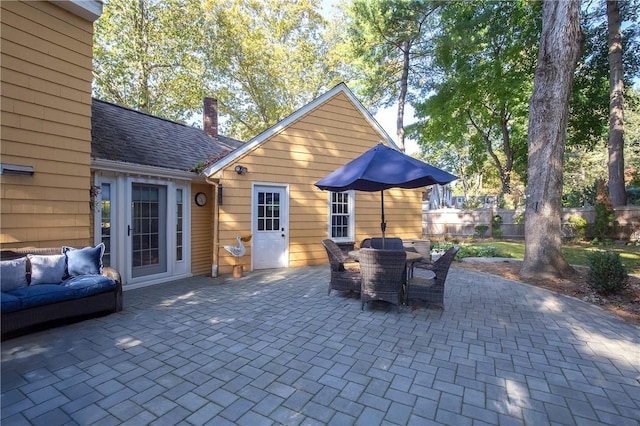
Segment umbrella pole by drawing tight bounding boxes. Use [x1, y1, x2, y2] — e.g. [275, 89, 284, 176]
[380, 190, 386, 248]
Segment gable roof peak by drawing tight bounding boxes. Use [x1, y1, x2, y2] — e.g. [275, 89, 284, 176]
[202, 83, 397, 177]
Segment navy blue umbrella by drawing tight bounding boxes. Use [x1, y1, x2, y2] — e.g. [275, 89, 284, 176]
[315, 143, 457, 242]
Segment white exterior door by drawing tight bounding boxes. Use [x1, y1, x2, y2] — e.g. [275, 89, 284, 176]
[252, 184, 288, 269]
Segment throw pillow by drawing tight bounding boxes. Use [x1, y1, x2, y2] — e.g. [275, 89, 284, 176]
[63, 243, 105, 276]
[28, 254, 66, 285]
[0, 258, 29, 291]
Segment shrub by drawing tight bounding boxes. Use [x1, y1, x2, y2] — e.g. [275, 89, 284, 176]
[492, 215, 503, 238]
[474, 224, 489, 238]
[592, 179, 619, 239]
[431, 242, 510, 259]
[564, 215, 587, 241]
[513, 212, 525, 224]
[587, 251, 629, 296]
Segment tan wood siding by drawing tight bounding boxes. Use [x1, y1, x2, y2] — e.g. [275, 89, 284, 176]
[191, 184, 214, 275]
[216, 92, 424, 274]
[0, 1, 94, 249]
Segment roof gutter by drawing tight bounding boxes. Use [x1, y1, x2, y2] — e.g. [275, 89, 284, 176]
[91, 158, 204, 182]
[51, 0, 103, 22]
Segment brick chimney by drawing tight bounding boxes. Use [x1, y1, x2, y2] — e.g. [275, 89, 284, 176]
[203, 97, 218, 137]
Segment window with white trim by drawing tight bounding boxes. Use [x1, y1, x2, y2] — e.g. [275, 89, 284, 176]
[329, 191, 354, 242]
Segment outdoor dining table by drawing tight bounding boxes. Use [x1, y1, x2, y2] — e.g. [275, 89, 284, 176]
[348, 249, 424, 282]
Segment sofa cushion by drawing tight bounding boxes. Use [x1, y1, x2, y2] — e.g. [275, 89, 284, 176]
[62, 275, 116, 298]
[28, 254, 66, 285]
[1, 292, 21, 313]
[0, 258, 29, 291]
[63, 243, 105, 276]
[8, 285, 76, 309]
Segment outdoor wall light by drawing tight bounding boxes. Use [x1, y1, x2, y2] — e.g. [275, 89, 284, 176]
[235, 165, 248, 175]
[0, 163, 35, 176]
[218, 184, 224, 205]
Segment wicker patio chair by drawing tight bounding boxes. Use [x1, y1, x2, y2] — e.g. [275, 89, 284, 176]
[406, 240, 435, 272]
[321, 239, 362, 296]
[370, 237, 404, 250]
[359, 248, 406, 312]
[360, 238, 372, 248]
[406, 246, 459, 309]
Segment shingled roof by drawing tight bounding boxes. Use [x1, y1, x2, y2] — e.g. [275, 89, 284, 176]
[91, 99, 243, 172]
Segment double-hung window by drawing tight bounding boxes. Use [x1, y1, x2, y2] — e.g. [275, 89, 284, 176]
[329, 191, 354, 242]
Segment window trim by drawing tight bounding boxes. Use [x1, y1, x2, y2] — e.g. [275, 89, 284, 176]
[328, 190, 355, 243]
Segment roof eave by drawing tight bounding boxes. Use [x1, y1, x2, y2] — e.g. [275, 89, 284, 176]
[92, 158, 205, 182]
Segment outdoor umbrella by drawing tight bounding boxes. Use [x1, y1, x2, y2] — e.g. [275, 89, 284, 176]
[315, 143, 457, 244]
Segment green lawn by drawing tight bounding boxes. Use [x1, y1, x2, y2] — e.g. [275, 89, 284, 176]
[436, 240, 640, 275]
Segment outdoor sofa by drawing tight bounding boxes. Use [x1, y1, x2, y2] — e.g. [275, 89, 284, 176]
[0, 244, 122, 339]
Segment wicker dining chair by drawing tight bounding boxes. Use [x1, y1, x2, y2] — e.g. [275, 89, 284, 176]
[406, 240, 435, 272]
[359, 248, 406, 312]
[406, 246, 459, 309]
[321, 239, 362, 296]
[370, 237, 404, 250]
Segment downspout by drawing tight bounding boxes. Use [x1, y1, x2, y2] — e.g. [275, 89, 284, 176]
[206, 175, 221, 277]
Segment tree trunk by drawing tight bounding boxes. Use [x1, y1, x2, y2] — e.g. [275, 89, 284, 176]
[520, 0, 583, 279]
[606, 0, 626, 206]
[396, 40, 410, 152]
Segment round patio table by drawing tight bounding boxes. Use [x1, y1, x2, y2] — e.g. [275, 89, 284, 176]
[348, 249, 425, 283]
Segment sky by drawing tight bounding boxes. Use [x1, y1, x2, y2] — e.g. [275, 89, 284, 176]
[374, 105, 419, 155]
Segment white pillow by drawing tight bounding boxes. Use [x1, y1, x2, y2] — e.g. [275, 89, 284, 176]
[28, 254, 66, 285]
[1, 258, 29, 291]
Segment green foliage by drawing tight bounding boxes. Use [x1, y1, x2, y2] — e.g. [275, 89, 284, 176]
[491, 215, 503, 238]
[564, 215, 588, 241]
[587, 251, 629, 296]
[474, 224, 488, 238]
[93, 0, 208, 122]
[593, 202, 616, 239]
[562, 177, 598, 207]
[93, 0, 334, 140]
[203, 0, 334, 139]
[431, 242, 510, 259]
[627, 187, 640, 205]
[513, 212, 525, 225]
[410, 1, 540, 196]
[593, 180, 617, 239]
[569, 0, 640, 150]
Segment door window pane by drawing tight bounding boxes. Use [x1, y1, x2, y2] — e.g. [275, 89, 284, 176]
[257, 191, 281, 231]
[100, 183, 111, 267]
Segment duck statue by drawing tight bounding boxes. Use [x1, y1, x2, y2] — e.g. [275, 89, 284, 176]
[223, 236, 247, 258]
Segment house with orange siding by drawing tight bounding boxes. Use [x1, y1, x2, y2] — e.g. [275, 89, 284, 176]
[1, 1, 425, 289]
[204, 83, 425, 276]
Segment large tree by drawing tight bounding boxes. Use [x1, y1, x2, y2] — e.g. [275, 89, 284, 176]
[410, 1, 540, 199]
[93, 0, 333, 139]
[567, 0, 639, 201]
[344, 0, 438, 151]
[93, 0, 207, 122]
[520, 0, 584, 279]
[606, 0, 626, 205]
[201, 0, 333, 140]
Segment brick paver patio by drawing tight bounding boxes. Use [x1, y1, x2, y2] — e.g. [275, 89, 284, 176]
[2, 265, 639, 425]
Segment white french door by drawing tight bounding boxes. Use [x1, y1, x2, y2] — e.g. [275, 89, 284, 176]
[94, 173, 191, 288]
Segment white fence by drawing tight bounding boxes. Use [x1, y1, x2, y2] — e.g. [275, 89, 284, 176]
[422, 206, 640, 240]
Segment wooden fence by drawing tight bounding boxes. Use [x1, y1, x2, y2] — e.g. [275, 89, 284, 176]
[422, 205, 640, 240]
